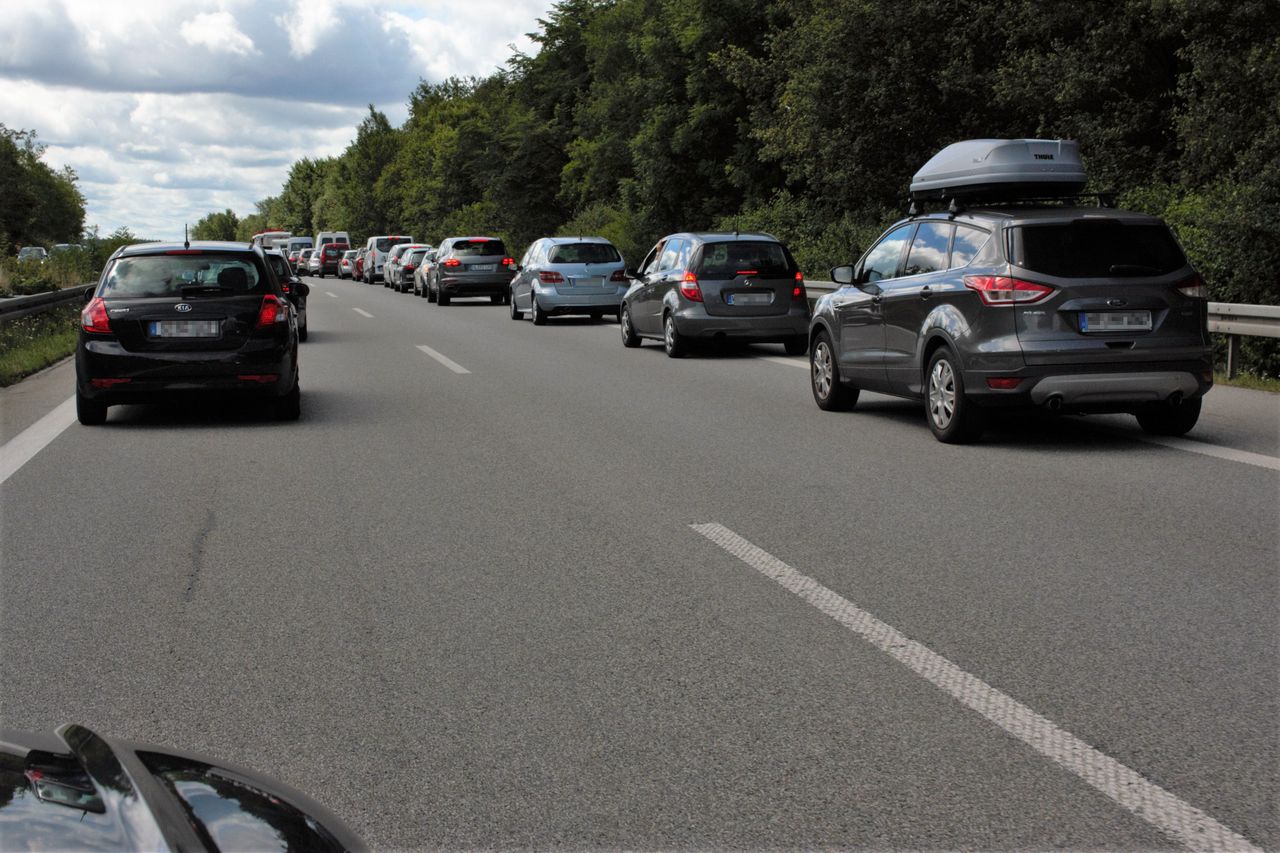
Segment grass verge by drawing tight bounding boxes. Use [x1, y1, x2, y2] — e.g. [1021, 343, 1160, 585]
[0, 304, 79, 387]
[1214, 371, 1280, 393]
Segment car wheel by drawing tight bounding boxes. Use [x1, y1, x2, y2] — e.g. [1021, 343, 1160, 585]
[620, 305, 640, 348]
[318, 271, 324, 279]
[427, 282, 437, 303]
[531, 298, 547, 325]
[510, 291, 523, 320]
[663, 313, 686, 358]
[590, 311, 603, 321]
[76, 390, 107, 425]
[274, 378, 301, 421]
[1135, 397, 1202, 436]
[784, 336, 807, 356]
[490, 294, 503, 305]
[926, 348, 983, 443]
[298, 320, 308, 343]
[810, 331, 857, 411]
[502, 291, 511, 305]
[438, 289, 451, 306]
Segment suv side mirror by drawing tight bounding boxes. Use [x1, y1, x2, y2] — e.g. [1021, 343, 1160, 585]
[831, 265, 856, 285]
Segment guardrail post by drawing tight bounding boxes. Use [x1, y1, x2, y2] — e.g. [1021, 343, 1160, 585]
[1225, 333, 1242, 380]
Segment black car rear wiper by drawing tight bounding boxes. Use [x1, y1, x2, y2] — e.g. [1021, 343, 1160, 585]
[179, 285, 235, 296]
[1108, 264, 1163, 277]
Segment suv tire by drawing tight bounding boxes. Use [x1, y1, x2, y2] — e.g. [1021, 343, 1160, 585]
[810, 331, 857, 411]
[925, 348, 984, 443]
[784, 336, 807, 356]
[1136, 397, 1202, 436]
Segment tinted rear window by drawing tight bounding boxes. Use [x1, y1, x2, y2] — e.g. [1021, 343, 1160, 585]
[376, 237, 411, 252]
[452, 239, 506, 257]
[696, 241, 793, 280]
[266, 255, 290, 278]
[1012, 221, 1186, 278]
[101, 254, 266, 298]
[548, 243, 620, 264]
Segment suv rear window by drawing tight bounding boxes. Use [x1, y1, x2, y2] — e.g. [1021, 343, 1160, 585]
[1012, 221, 1186, 278]
[101, 254, 266, 298]
[695, 241, 794, 280]
[453, 239, 506, 257]
[548, 243, 620, 264]
[375, 237, 411, 252]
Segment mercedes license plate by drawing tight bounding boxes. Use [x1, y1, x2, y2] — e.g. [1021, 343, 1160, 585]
[570, 277, 602, 287]
[728, 292, 772, 306]
[149, 320, 220, 338]
[1080, 311, 1151, 333]
[470, 264, 495, 272]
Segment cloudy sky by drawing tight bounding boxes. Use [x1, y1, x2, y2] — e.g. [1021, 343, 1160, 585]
[0, 0, 550, 240]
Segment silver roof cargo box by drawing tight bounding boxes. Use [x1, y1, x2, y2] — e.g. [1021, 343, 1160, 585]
[910, 139, 1086, 201]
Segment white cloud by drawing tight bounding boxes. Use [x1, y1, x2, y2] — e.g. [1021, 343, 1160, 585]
[179, 11, 260, 57]
[0, 0, 549, 238]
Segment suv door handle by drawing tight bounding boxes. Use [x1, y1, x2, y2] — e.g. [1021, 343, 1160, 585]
[920, 286, 932, 299]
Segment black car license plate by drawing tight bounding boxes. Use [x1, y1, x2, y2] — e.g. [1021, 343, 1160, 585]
[1080, 311, 1151, 333]
[149, 320, 221, 338]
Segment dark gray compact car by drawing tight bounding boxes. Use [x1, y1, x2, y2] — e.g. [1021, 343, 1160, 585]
[426, 237, 513, 305]
[809, 206, 1212, 442]
[619, 232, 810, 357]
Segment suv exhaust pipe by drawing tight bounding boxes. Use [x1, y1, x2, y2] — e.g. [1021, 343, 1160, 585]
[1044, 394, 1064, 413]
[1168, 391, 1184, 407]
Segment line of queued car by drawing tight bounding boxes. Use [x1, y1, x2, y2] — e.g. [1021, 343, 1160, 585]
[76, 139, 1213, 441]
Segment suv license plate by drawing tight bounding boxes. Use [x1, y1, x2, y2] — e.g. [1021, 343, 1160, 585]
[1080, 311, 1151, 333]
[470, 264, 496, 272]
[149, 320, 221, 338]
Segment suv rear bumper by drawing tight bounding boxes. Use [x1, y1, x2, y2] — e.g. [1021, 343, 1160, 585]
[963, 359, 1213, 412]
[440, 275, 509, 297]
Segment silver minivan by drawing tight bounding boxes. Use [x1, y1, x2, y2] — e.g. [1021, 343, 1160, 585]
[509, 237, 628, 324]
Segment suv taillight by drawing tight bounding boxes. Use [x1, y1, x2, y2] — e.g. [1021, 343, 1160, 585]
[81, 297, 111, 333]
[502, 257, 515, 267]
[539, 271, 564, 284]
[443, 258, 461, 268]
[679, 271, 703, 302]
[256, 295, 286, 328]
[793, 271, 806, 300]
[1176, 274, 1208, 299]
[963, 275, 1053, 306]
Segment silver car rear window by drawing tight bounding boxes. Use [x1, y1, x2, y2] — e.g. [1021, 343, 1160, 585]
[548, 243, 620, 264]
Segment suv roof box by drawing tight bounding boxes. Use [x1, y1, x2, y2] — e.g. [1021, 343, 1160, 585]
[910, 139, 1086, 201]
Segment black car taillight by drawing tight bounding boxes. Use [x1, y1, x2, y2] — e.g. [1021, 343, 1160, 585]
[793, 271, 806, 300]
[256, 295, 287, 329]
[1176, 274, 1208, 299]
[679, 271, 703, 302]
[81, 297, 111, 333]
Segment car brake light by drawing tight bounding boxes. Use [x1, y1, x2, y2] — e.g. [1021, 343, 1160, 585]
[736, 270, 758, 275]
[679, 271, 703, 302]
[237, 374, 279, 383]
[610, 269, 627, 282]
[502, 257, 514, 266]
[1176, 274, 1208, 299]
[90, 377, 131, 388]
[81, 297, 112, 333]
[793, 272, 806, 300]
[444, 258, 461, 268]
[256, 295, 286, 328]
[963, 275, 1053, 305]
[986, 377, 1024, 390]
[403, 264, 415, 271]
[539, 271, 564, 284]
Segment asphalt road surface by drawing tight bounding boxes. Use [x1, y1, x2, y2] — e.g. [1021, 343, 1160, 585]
[3, 275, 1277, 850]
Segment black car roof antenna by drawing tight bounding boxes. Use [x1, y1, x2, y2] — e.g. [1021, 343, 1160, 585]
[183, 224, 190, 250]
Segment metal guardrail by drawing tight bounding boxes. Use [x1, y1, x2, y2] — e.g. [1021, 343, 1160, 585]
[0, 284, 94, 323]
[802, 280, 1279, 378]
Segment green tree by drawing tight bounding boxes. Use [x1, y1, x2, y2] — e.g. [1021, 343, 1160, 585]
[191, 208, 240, 241]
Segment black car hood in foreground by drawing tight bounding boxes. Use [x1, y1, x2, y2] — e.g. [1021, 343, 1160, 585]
[0, 724, 367, 852]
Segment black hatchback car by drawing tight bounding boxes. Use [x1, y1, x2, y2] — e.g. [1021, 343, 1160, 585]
[809, 140, 1211, 443]
[76, 241, 301, 425]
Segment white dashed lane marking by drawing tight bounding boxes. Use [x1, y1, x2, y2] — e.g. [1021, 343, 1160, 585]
[352, 308, 374, 318]
[416, 345, 471, 374]
[690, 522, 1262, 853]
[326, 291, 338, 298]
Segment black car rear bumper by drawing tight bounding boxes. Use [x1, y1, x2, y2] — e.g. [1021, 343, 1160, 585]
[77, 339, 295, 403]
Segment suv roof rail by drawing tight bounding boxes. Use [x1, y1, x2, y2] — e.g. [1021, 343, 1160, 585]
[907, 191, 1119, 217]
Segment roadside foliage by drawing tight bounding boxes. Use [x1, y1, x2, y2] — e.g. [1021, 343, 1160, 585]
[174, 0, 1280, 376]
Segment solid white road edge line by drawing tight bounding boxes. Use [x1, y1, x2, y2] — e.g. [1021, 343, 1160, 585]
[755, 357, 1280, 471]
[415, 345, 471, 375]
[0, 396, 77, 487]
[352, 308, 373, 318]
[689, 522, 1261, 853]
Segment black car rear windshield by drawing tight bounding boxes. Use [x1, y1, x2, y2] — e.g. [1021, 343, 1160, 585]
[1011, 221, 1186, 278]
[452, 239, 506, 257]
[101, 254, 266, 298]
[549, 243, 620, 264]
[695, 241, 794, 280]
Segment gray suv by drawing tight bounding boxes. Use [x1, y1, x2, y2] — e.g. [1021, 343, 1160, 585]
[809, 207, 1213, 442]
[619, 232, 810, 357]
